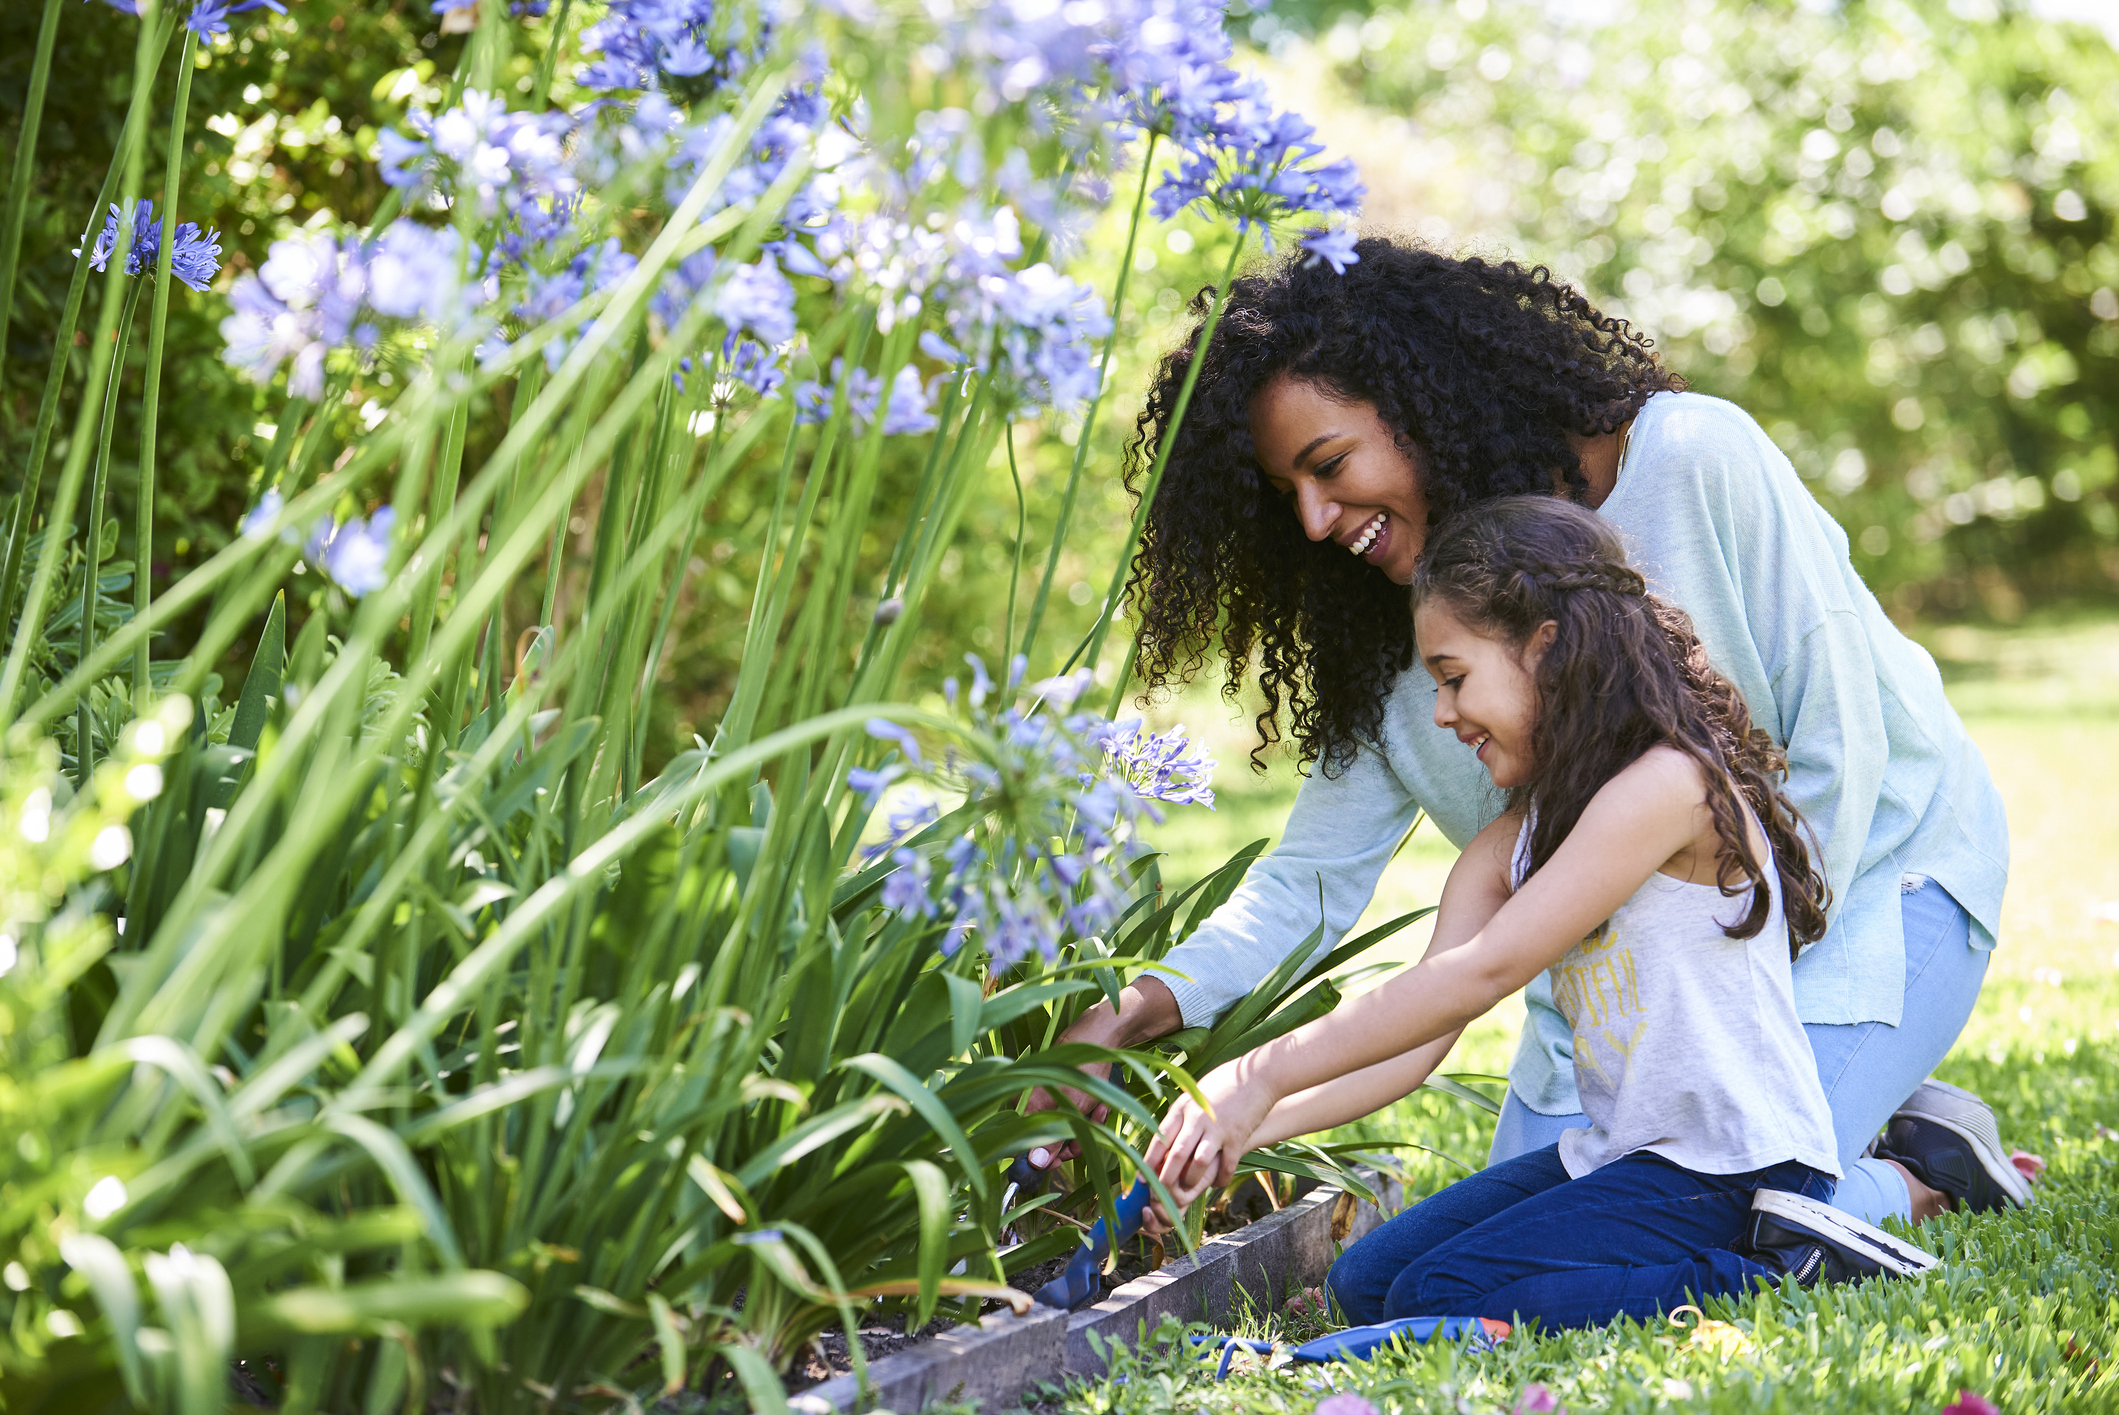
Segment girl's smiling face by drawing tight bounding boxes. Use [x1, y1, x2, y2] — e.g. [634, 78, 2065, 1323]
[1249, 375, 1432, 586]
[1415, 598, 1556, 789]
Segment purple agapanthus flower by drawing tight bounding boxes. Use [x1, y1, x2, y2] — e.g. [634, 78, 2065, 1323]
[86, 0, 289, 35]
[1298, 225, 1361, 275]
[306, 506, 396, 597]
[185, 0, 288, 38]
[720, 333, 785, 398]
[858, 654, 1213, 975]
[878, 366, 936, 436]
[577, 0, 768, 93]
[714, 254, 796, 344]
[76, 199, 221, 289]
[77, 199, 158, 275]
[381, 90, 578, 265]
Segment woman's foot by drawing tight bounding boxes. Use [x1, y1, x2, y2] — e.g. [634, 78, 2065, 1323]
[1876, 1078, 2035, 1213]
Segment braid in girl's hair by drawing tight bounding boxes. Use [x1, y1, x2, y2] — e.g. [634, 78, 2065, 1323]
[1410, 497, 1830, 956]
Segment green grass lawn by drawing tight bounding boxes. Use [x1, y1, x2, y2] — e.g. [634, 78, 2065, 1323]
[1059, 616, 2119, 1414]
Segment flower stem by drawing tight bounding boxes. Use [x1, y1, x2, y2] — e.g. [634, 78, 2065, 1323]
[1019, 132, 1159, 669]
[0, 12, 174, 667]
[77, 278, 145, 784]
[1002, 421, 1027, 667]
[0, 0, 65, 424]
[134, 25, 200, 696]
[1082, 228, 1249, 711]
[0, 6, 170, 730]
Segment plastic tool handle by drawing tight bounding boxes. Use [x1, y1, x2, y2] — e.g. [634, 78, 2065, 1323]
[1032, 1178, 1151, 1310]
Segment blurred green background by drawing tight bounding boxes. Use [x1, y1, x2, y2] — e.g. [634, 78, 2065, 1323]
[5, 0, 2117, 748]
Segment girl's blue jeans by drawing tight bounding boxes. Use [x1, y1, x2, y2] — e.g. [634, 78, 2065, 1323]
[1326, 1145, 1834, 1329]
[1489, 877, 1987, 1225]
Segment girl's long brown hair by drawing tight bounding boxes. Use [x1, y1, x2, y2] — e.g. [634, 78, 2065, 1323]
[1410, 497, 1830, 955]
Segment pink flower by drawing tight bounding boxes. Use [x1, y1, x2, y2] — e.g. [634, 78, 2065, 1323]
[1512, 1385, 1566, 1415]
[1313, 1396, 1379, 1415]
[2010, 1150, 2047, 1181]
[1942, 1392, 2001, 1415]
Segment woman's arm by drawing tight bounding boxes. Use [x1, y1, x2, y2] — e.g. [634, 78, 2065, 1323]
[1243, 814, 1519, 1146]
[1147, 748, 1714, 1206]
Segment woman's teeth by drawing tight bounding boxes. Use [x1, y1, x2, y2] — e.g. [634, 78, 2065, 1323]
[1350, 512, 1387, 556]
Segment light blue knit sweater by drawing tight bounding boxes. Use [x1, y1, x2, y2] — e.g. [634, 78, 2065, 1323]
[1147, 391, 2009, 1115]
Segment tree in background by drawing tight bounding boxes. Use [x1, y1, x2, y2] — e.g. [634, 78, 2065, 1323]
[1285, 0, 2119, 619]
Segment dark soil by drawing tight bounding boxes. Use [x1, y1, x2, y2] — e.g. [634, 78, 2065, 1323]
[784, 1311, 960, 1392]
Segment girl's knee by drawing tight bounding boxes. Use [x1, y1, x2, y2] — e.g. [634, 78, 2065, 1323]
[1383, 1256, 1486, 1319]
[1323, 1250, 1385, 1328]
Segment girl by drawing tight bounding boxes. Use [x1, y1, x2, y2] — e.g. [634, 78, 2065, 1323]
[1143, 498, 1936, 1331]
[1047, 239, 2023, 1233]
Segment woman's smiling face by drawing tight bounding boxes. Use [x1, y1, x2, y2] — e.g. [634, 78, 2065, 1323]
[1249, 375, 1431, 586]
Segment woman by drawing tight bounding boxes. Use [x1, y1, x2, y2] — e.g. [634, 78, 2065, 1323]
[1047, 237, 2023, 1229]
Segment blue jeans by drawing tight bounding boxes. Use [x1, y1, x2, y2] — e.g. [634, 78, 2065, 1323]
[1327, 1145, 1834, 1329]
[1489, 878, 1988, 1225]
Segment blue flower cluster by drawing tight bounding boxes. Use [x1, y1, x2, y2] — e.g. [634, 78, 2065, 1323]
[378, 90, 579, 267]
[76, 199, 222, 291]
[791, 360, 937, 436]
[87, 0, 291, 42]
[577, 0, 769, 95]
[207, 0, 1365, 442]
[931, 0, 1366, 249]
[220, 223, 476, 396]
[855, 659, 1215, 974]
[1099, 719, 1217, 810]
[238, 489, 396, 598]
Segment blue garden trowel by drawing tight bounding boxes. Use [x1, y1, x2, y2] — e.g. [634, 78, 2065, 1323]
[1006, 1155, 1155, 1311]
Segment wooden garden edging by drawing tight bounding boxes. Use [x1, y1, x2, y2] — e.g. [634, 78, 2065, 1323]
[791, 1170, 1406, 1413]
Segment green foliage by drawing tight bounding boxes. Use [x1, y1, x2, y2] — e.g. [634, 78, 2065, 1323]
[1311, 0, 2119, 617]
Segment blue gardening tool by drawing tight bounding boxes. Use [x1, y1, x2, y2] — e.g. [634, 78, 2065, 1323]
[1188, 1315, 1509, 1378]
[1025, 1175, 1154, 1310]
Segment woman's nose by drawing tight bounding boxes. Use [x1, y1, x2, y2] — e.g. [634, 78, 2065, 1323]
[1432, 690, 1455, 730]
[1295, 482, 1337, 542]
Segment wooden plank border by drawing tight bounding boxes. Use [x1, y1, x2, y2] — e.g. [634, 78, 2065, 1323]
[792, 1171, 1404, 1413]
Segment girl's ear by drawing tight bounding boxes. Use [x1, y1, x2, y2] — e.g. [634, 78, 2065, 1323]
[1523, 619, 1559, 668]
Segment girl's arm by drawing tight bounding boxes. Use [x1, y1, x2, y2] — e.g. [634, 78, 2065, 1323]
[1243, 813, 1519, 1147]
[1146, 747, 1713, 1206]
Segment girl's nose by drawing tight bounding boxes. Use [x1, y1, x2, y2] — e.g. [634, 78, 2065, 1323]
[1432, 690, 1456, 731]
[1295, 482, 1338, 543]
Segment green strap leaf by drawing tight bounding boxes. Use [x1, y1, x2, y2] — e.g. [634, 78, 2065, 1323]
[841, 1052, 988, 1199]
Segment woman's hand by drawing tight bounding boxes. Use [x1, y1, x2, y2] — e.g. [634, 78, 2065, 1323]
[1144, 1065, 1274, 1214]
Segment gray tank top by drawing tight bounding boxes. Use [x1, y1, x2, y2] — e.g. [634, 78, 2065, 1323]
[1513, 814, 1842, 1180]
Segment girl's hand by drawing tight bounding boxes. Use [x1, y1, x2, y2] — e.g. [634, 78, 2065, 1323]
[1144, 1068, 1272, 1211]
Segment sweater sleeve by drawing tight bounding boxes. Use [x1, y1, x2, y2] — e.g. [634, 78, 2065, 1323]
[1146, 740, 1423, 1028]
[1771, 610, 1889, 932]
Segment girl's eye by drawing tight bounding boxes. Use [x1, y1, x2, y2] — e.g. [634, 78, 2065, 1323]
[1316, 454, 1347, 478]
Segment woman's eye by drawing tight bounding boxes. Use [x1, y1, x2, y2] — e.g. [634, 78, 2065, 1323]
[1317, 454, 1347, 478]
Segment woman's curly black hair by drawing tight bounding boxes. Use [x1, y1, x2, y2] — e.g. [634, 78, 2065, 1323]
[1122, 236, 1684, 775]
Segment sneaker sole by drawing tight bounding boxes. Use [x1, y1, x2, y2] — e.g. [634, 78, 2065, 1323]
[1893, 1079, 2035, 1208]
[1752, 1189, 1941, 1278]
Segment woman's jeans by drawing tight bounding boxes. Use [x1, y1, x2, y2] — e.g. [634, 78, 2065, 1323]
[1326, 1145, 1835, 1329]
[1489, 878, 1988, 1225]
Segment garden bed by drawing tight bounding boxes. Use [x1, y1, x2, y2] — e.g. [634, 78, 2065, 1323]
[788, 1170, 1404, 1413]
